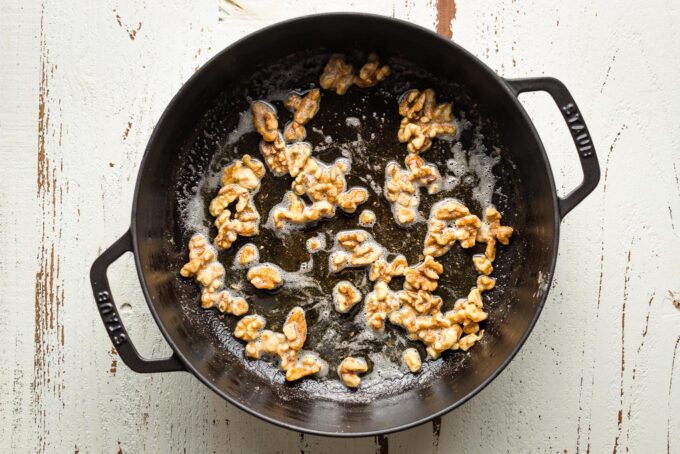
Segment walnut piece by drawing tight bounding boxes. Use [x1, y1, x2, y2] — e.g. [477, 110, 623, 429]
[284, 142, 312, 178]
[477, 275, 496, 292]
[337, 357, 368, 388]
[320, 54, 356, 95]
[282, 307, 307, 351]
[404, 256, 443, 292]
[397, 89, 457, 153]
[354, 53, 391, 88]
[402, 348, 422, 373]
[284, 89, 321, 142]
[259, 133, 289, 176]
[473, 254, 493, 275]
[251, 101, 279, 142]
[365, 281, 398, 331]
[404, 154, 442, 194]
[329, 230, 384, 273]
[247, 264, 283, 290]
[292, 157, 349, 203]
[306, 235, 325, 253]
[209, 155, 265, 250]
[234, 315, 266, 341]
[181, 234, 249, 315]
[333, 281, 362, 313]
[475, 206, 514, 271]
[320, 53, 390, 95]
[369, 255, 408, 283]
[286, 354, 324, 382]
[271, 192, 335, 230]
[337, 187, 369, 213]
[358, 209, 376, 227]
[235, 243, 259, 267]
[397, 289, 442, 314]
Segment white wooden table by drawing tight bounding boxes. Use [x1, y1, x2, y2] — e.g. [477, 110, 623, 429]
[2, 0, 679, 452]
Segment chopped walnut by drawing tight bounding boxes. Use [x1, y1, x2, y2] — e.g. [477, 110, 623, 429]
[454, 214, 482, 248]
[337, 187, 369, 213]
[358, 209, 376, 227]
[404, 256, 443, 292]
[384, 161, 419, 226]
[397, 89, 457, 153]
[234, 315, 266, 341]
[337, 357, 368, 388]
[365, 281, 398, 331]
[220, 154, 266, 191]
[320, 54, 355, 95]
[282, 307, 307, 351]
[423, 199, 471, 257]
[458, 331, 484, 351]
[286, 354, 323, 381]
[291, 157, 349, 204]
[306, 235, 325, 253]
[251, 101, 279, 142]
[404, 154, 442, 194]
[396, 289, 442, 314]
[214, 200, 260, 249]
[477, 275, 496, 292]
[369, 255, 408, 283]
[473, 254, 493, 275]
[235, 243, 259, 267]
[354, 53, 391, 88]
[200, 278, 223, 309]
[247, 264, 283, 290]
[216, 291, 249, 316]
[423, 325, 463, 359]
[475, 206, 514, 268]
[283, 89, 321, 142]
[402, 348, 422, 373]
[180, 235, 217, 277]
[271, 192, 335, 230]
[333, 281, 362, 313]
[259, 133, 289, 176]
[389, 304, 418, 338]
[284, 142, 311, 178]
[329, 230, 384, 272]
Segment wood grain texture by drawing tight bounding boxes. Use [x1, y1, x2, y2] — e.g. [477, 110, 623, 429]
[1, 0, 679, 452]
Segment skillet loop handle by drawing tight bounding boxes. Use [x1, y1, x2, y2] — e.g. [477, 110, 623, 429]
[90, 230, 185, 373]
[506, 77, 601, 218]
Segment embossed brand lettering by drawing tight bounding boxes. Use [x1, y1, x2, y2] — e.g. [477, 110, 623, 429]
[96, 290, 127, 344]
[561, 103, 593, 158]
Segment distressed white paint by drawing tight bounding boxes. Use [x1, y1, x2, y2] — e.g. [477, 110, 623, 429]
[1, 0, 679, 452]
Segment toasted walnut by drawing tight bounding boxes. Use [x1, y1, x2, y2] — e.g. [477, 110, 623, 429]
[235, 243, 259, 267]
[404, 154, 442, 194]
[251, 101, 279, 142]
[234, 315, 266, 341]
[365, 281, 398, 331]
[369, 255, 408, 283]
[424, 325, 463, 359]
[209, 184, 249, 217]
[422, 199, 472, 257]
[389, 304, 418, 337]
[320, 54, 355, 95]
[473, 254, 493, 275]
[384, 161, 419, 226]
[216, 291, 249, 316]
[286, 354, 324, 382]
[333, 281, 362, 313]
[180, 235, 216, 277]
[404, 256, 443, 292]
[432, 198, 470, 221]
[282, 307, 307, 351]
[271, 192, 335, 230]
[247, 264, 283, 290]
[285, 89, 320, 125]
[284, 142, 311, 178]
[329, 230, 384, 272]
[458, 331, 484, 351]
[454, 214, 482, 248]
[283, 121, 306, 142]
[338, 357, 368, 388]
[220, 154, 266, 192]
[200, 278, 223, 309]
[259, 133, 288, 176]
[477, 275, 496, 292]
[358, 209, 376, 227]
[337, 187, 369, 213]
[214, 200, 260, 249]
[306, 234, 325, 253]
[397, 89, 457, 153]
[292, 157, 349, 204]
[354, 53, 391, 88]
[402, 348, 422, 373]
[476, 206, 514, 269]
[397, 289, 442, 314]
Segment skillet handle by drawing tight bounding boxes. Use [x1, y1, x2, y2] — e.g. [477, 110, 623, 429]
[90, 229, 185, 373]
[505, 77, 600, 218]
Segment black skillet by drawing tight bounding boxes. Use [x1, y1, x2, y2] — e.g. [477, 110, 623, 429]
[90, 13, 599, 436]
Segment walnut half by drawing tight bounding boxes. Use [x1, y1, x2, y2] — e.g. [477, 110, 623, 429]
[247, 263, 284, 290]
[337, 356, 368, 388]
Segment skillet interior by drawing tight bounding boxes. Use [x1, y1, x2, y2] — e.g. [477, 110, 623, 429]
[132, 14, 558, 435]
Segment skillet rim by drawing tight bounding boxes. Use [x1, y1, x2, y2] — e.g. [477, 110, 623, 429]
[128, 12, 561, 437]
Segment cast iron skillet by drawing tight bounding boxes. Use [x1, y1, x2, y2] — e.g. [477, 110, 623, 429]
[90, 13, 599, 436]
